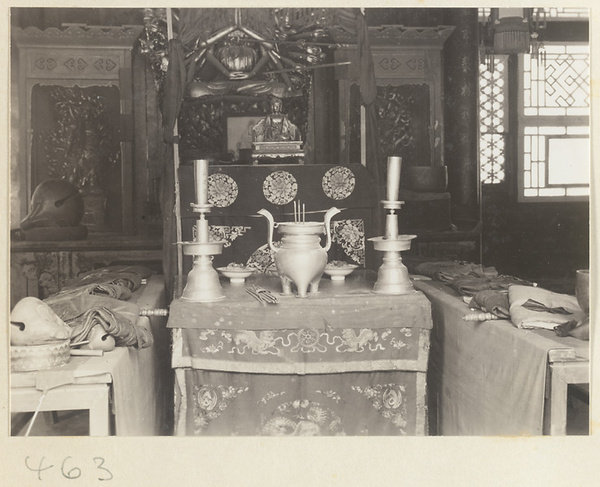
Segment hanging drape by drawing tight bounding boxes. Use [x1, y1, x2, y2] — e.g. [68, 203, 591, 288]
[355, 10, 383, 236]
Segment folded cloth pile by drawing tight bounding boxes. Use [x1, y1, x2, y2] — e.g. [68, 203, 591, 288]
[468, 290, 511, 319]
[414, 260, 498, 284]
[44, 265, 155, 349]
[451, 275, 533, 297]
[64, 265, 153, 293]
[69, 306, 153, 349]
[508, 284, 586, 330]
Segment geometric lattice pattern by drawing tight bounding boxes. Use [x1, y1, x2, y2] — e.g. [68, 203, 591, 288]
[479, 56, 508, 184]
[543, 7, 590, 20]
[519, 44, 590, 201]
[479, 7, 589, 21]
[523, 45, 590, 117]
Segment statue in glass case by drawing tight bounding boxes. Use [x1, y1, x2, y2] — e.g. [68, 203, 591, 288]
[252, 97, 300, 143]
[250, 96, 304, 164]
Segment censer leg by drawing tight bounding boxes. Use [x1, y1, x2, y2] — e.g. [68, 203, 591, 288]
[280, 276, 293, 295]
[309, 280, 320, 294]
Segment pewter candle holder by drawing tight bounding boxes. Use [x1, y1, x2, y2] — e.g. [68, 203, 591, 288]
[179, 161, 226, 302]
[369, 156, 415, 295]
[369, 200, 416, 295]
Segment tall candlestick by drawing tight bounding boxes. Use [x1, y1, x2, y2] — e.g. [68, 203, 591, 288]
[386, 156, 402, 202]
[385, 212, 399, 239]
[197, 217, 209, 243]
[194, 159, 210, 205]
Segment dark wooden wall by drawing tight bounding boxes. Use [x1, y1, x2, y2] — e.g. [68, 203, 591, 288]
[10, 7, 591, 288]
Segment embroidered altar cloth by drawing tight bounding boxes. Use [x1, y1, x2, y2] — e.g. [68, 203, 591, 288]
[169, 271, 433, 436]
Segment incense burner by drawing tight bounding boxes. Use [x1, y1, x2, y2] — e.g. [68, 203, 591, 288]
[257, 207, 341, 297]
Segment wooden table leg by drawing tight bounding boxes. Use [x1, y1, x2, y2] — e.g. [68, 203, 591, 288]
[11, 384, 111, 436]
[88, 384, 111, 436]
[549, 368, 569, 436]
[546, 361, 589, 436]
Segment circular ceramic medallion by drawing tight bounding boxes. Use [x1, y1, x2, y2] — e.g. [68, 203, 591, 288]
[263, 171, 298, 205]
[322, 166, 355, 200]
[208, 173, 238, 207]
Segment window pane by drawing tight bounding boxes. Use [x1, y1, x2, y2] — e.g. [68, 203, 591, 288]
[567, 187, 590, 197]
[547, 137, 589, 185]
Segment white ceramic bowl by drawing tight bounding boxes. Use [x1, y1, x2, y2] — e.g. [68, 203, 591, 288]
[217, 266, 256, 284]
[323, 263, 358, 281]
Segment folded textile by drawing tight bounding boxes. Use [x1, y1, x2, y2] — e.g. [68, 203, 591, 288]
[468, 290, 510, 319]
[47, 282, 132, 301]
[66, 265, 153, 292]
[414, 261, 498, 283]
[45, 292, 152, 349]
[451, 275, 533, 296]
[521, 299, 571, 314]
[69, 307, 153, 349]
[508, 285, 586, 330]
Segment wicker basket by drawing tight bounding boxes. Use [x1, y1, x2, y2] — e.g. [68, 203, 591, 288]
[10, 340, 71, 373]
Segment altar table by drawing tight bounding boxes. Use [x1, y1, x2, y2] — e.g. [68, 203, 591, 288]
[11, 275, 172, 436]
[169, 270, 433, 436]
[413, 279, 589, 436]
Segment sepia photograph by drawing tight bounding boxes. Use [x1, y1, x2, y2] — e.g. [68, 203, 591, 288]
[2, 3, 597, 485]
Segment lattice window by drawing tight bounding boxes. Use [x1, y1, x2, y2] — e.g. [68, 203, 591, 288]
[479, 55, 508, 184]
[523, 44, 590, 116]
[479, 7, 589, 21]
[518, 44, 590, 201]
[543, 8, 589, 20]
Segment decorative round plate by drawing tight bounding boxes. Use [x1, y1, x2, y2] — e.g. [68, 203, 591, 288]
[208, 173, 238, 207]
[262, 171, 298, 205]
[322, 166, 355, 200]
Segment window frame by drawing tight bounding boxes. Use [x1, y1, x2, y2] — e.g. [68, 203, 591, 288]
[516, 42, 590, 203]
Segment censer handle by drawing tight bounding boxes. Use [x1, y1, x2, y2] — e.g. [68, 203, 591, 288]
[257, 208, 278, 253]
[322, 207, 341, 252]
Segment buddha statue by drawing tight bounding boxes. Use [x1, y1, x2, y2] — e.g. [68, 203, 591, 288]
[252, 97, 300, 143]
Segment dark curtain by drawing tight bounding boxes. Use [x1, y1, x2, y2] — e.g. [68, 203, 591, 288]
[356, 10, 383, 236]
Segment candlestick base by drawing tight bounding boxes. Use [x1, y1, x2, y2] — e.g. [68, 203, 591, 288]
[179, 240, 226, 303]
[369, 235, 416, 295]
[181, 254, 226, 303]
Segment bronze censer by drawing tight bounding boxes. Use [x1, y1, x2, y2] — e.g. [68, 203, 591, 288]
[258, 204, 341, 298]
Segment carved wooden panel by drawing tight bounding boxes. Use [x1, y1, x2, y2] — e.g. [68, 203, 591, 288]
[13, 25, 141, 234]
[374, 84, 431, 167]
[27, 50, 121, 79]
[30, 84, 122, 229]
[372, 52, 428, 78]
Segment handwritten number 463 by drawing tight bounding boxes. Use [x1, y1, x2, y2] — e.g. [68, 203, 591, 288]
[25, 456, 113, 481]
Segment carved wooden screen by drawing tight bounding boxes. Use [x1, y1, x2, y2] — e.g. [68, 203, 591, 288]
[30, 84, 122, 228]
[12, 25, 142, 234]
[374, 84, 431, 168]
